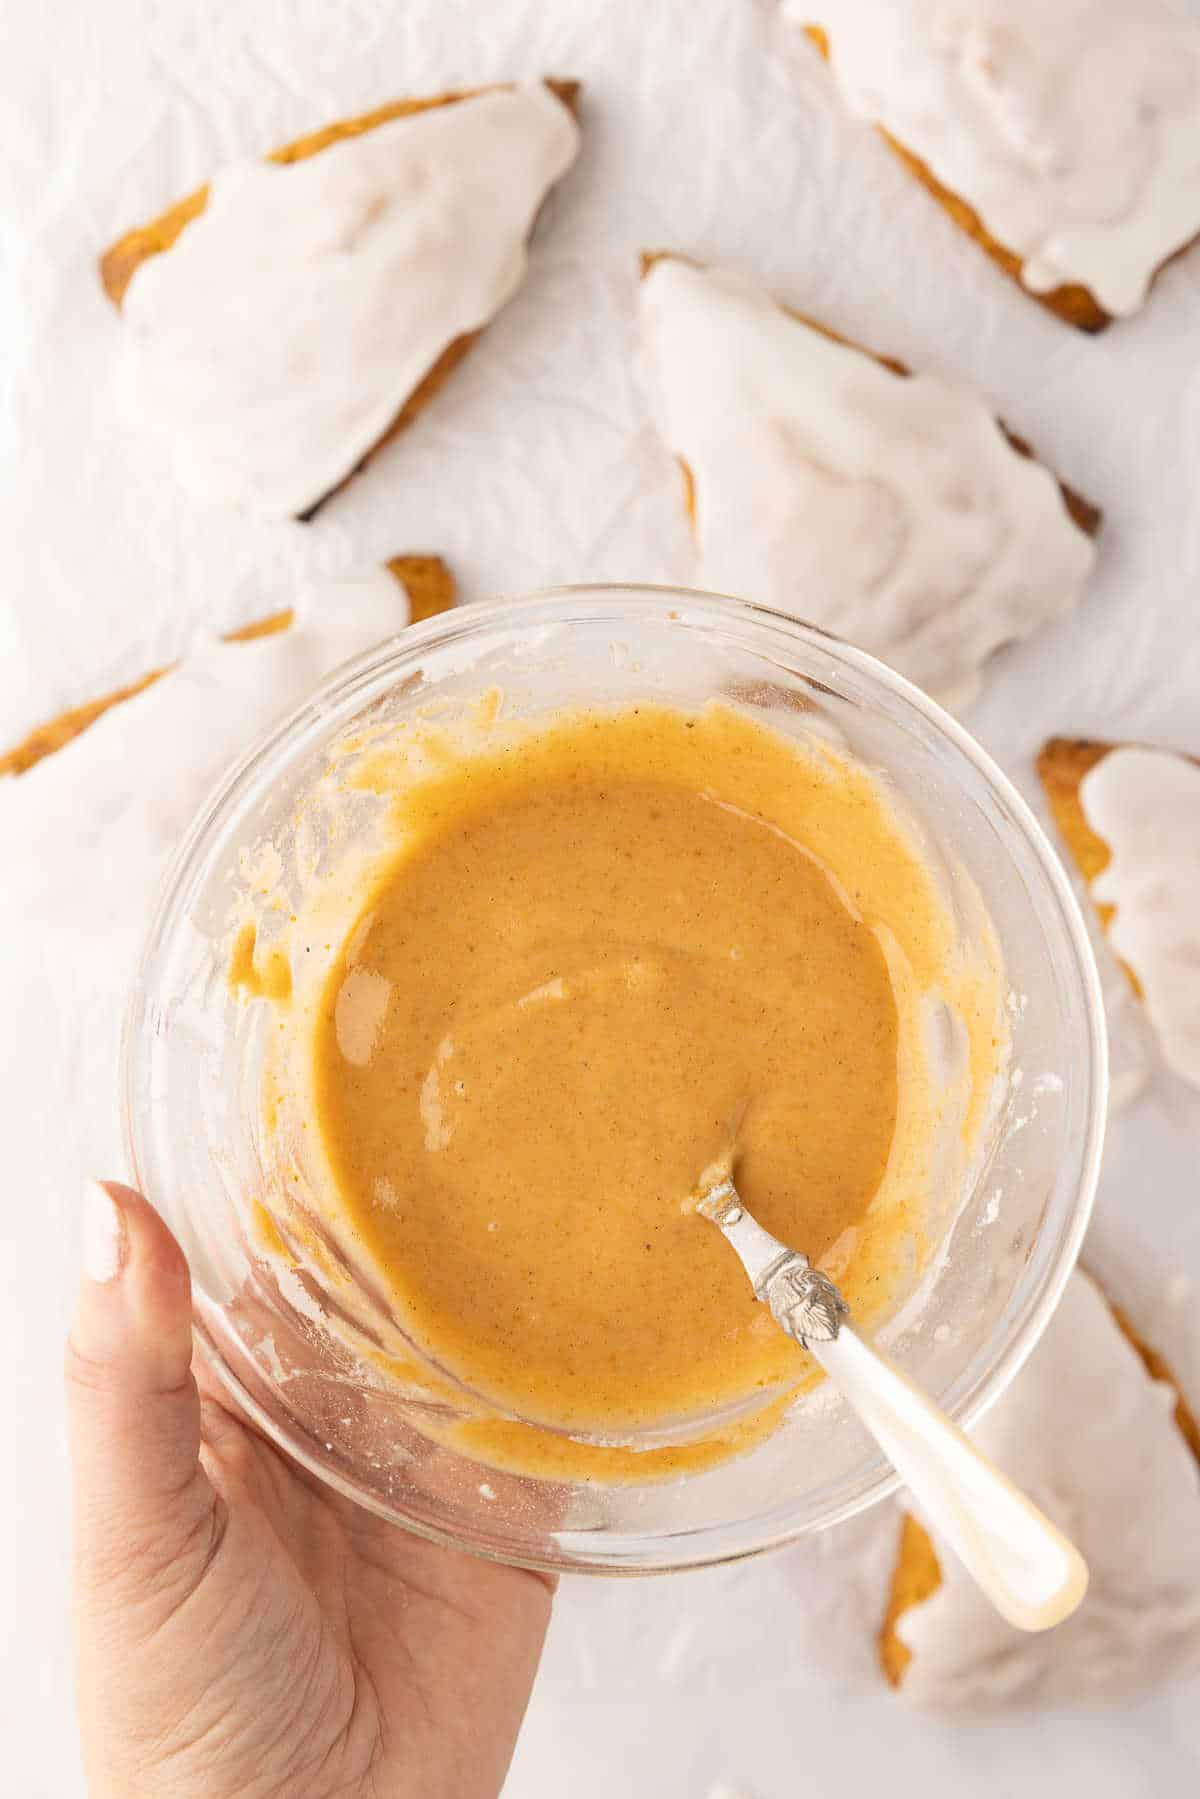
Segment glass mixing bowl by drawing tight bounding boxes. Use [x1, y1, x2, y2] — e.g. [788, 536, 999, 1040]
[123, 586, 1106, 1573]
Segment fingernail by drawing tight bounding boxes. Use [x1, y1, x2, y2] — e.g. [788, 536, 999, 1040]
[81, 1180, 125, 1284]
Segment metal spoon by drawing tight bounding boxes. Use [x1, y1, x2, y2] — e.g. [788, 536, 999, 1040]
[697, 1175, 1088, 1632]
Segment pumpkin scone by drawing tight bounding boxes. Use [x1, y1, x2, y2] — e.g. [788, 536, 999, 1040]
[101, 81, 580, 520]
[796, 3, 1200, 330]
[0, 555, 454, 779]
[0, 561, 458, 974]
[1038, 739, 1200, 1090]
[638, 253, 1097, 706]
[880, 1270, 1200, 1704]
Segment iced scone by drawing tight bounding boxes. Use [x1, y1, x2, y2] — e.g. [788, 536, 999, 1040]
[880, 1270, 1200, 1703]
[0, 555, 454, 779]
[797, 3, 1200, 328]
[102, 81, 580, 519]
[1038, 739, 1200, 1091]
[229, 697, 1006, 1481]
[638, 255, 1097, 708]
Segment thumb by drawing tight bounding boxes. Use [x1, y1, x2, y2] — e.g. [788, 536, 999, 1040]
[66, 1180, 214, 1601]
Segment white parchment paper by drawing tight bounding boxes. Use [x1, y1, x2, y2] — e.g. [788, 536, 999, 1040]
[1, 2, 1198, 1794]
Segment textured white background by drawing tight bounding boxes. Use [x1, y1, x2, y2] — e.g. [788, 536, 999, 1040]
[1, 1, 1199, 1794]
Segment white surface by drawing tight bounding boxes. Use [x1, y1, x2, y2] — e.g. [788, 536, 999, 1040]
[1, 2, 1199, 1796]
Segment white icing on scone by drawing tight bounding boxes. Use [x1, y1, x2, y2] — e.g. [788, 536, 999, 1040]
[1081, 746, 1200, 1091]
[796, 0, 1200, 317]
[0, 568, 409, 974]
[896, 1270, 1200, 1706]
[638, 258, 1094, 705]
[119, 84, 580, 517]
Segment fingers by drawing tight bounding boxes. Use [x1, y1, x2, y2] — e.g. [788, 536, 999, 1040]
[66, 1181, 216, 1601]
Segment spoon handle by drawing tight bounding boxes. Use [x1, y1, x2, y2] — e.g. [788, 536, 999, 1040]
[812, 1325, 1088, 1632]
[696, 1179, 1088, 1632]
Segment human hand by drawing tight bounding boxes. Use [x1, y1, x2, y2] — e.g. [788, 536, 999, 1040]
[66, 1181, 553, 1799]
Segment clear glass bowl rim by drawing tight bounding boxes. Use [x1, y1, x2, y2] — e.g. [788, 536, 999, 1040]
[122, 583, 1108, 1573]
